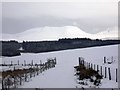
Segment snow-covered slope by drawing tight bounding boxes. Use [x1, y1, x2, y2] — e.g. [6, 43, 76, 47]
[94, 27, 119, 40]
[2, 26, 92, 41]
[1, 44, 119, 88]
[2, 26, 119, 41]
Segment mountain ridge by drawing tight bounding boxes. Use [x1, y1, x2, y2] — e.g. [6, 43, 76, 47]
[2, 26, 118, 41]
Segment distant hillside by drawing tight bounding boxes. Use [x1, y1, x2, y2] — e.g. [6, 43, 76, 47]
[2, 26, 119, 41]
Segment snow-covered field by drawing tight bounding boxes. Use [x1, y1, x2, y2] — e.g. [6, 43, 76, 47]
[1, 44, 119, 88]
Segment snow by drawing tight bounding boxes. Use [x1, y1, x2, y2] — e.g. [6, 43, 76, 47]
[1, 44, 119, 88]
[2, 26, 119, 41]
[95, 27, 119, 40]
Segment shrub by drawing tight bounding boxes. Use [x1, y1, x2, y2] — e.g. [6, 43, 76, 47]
[74, 63, 103, 86]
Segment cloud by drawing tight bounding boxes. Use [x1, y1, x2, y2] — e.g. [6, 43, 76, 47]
[2, 2, 117, 19]
[2, 2, 118, 34]
[2, 16, 117, 34]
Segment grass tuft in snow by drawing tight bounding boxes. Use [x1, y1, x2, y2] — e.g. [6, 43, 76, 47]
[74, 63, 103, 86]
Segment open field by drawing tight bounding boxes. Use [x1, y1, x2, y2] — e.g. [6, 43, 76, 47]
[0, 44, 119, 88]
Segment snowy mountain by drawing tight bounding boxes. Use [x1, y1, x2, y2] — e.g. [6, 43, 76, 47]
[2, 26, 119, 41]
[94, 27, 119, 40]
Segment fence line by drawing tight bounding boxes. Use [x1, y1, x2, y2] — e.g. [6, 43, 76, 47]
[1, 58, 57, 89]
[78, 57, 118, 82]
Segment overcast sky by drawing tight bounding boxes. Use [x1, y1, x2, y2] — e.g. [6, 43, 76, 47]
[1, 0, 118, 34]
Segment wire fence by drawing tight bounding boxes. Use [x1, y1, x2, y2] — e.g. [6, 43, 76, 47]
[1, 58, 57, 89]
[78, 57, 118, 82]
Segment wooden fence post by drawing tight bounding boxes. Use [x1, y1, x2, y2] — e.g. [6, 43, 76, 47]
[20, 74, 22, 85]
[100, 66, 102, 75]
[79, 57, 81, 66]
[25, 72, 27, 81]
[47, 63, 49, 69]
[89, 63, 90, 69]
[11, 61, 13, 66]
[30, 64, 32, 78]
[97, 65, 99, 71]
[14, 66, 15, 71]
[34, 67, 35, 77]
[2, 78, 4, 89]
[40, 60, 42, 73]
[105, 67, 107, 78]
[53, 60, 56, 67]
[31, 60, 33, 71]
[108, 68, 111, 80]
[43, 63, 45, 71]
[37, 65, 39, 75]
[54, 58, 57, 64]
[116, 68, 117, 82]
[104, 57, 106, 63]
[94, 64, 96, 70]
[45, 62, 47, 70]
[14, 76, 16, 88]
[7, 78, 9, 90]
[49, 60, 51, 68]
[49, 61, 51, 68]
[91, 63, 93, 69]
[18, 60, 19, 65]
[24, 60, 26, 66]
[32, 60, 33, 66]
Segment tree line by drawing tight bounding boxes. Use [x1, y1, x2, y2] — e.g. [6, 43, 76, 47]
[0, 38, 120, 57]
[1, 40, 21, 56]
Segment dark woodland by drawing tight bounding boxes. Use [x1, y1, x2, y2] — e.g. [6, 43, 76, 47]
[0, 38, 120, 57]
